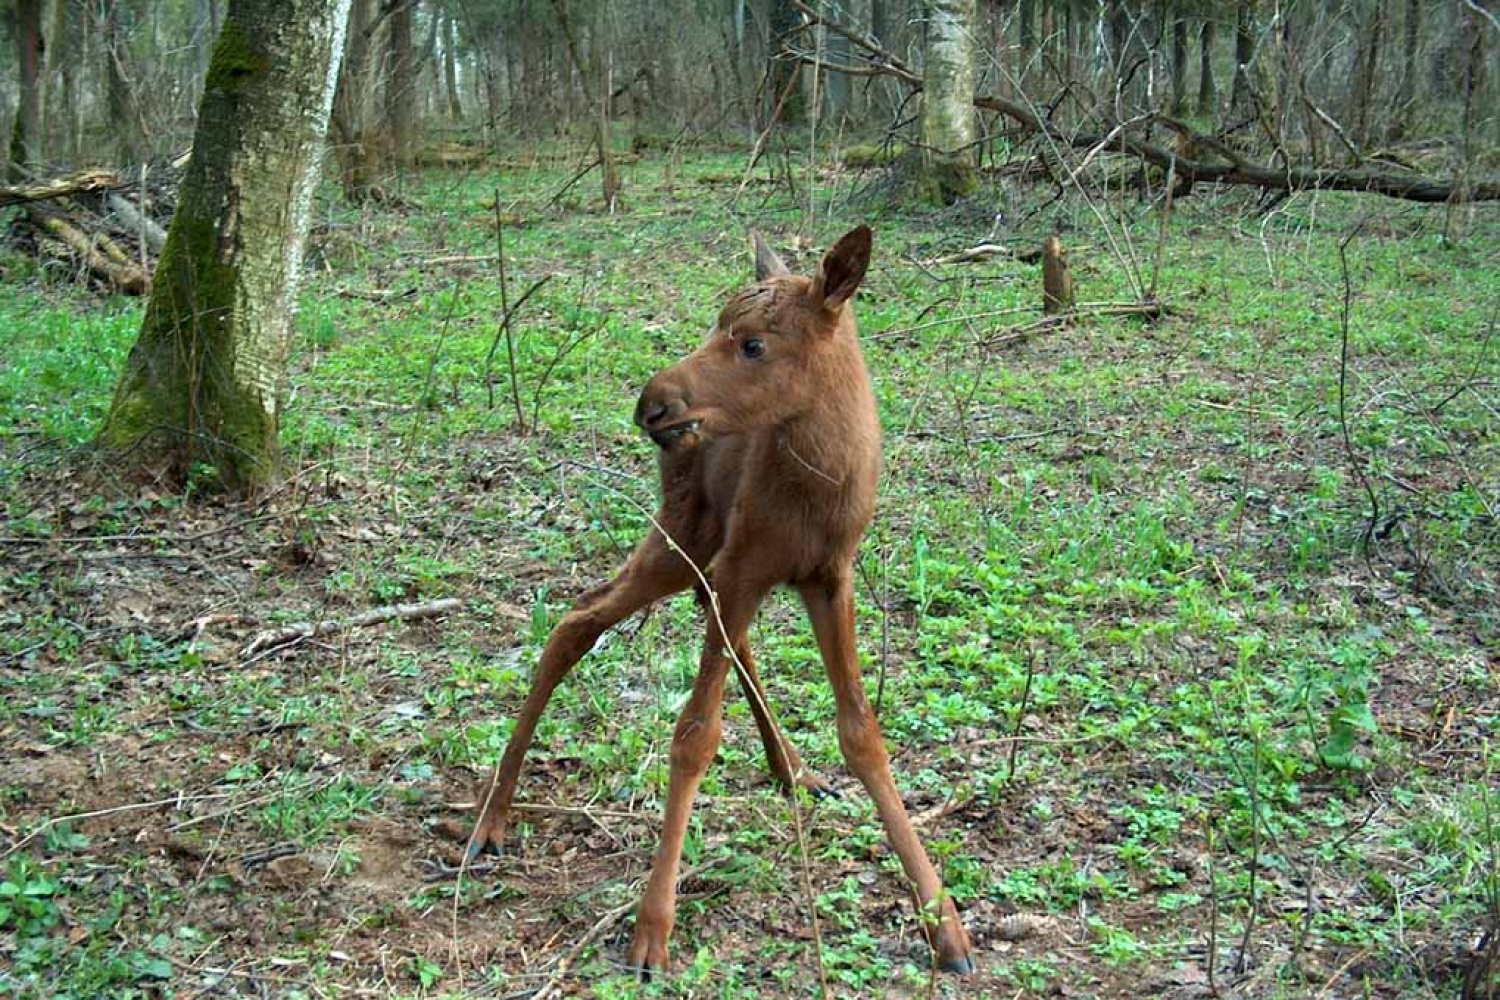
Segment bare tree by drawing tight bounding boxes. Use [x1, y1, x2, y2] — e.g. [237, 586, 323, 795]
[1387, 0, 1419, 141]
[387, 0, 416, 164]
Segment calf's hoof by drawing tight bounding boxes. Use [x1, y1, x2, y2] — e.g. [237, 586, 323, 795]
[940, 952, 978, 976]
[625, 931, 669, 982]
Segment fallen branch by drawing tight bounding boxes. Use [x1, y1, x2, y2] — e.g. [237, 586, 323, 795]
[241, 597, 463, 656]
[106, 193, 168, 253]
[923, 243, 1011, 266]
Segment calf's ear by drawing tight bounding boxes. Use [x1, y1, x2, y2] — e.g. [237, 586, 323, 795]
[752, 231, 792, 281]
[812, 225, 872, 313]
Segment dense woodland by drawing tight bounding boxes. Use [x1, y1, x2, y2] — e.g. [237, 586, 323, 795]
[2, 1, 1499, 998]
[4, 1, 1498, 191]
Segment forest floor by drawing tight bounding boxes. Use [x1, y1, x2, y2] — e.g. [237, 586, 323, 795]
[2, 146, 1498, 999]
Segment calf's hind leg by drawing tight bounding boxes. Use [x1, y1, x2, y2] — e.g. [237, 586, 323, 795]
[799, 576, 975, 974]
[693, 585, 830, 797]
[468, 529, 699, 858]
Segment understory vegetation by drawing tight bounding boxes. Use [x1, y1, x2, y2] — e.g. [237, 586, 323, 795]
[2, 146, 1497, 998]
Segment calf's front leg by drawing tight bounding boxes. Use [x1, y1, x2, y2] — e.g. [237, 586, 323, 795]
[468, 528, 697, 858]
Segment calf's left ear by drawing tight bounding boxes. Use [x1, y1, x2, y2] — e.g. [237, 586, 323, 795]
[812, 225, 872, 313]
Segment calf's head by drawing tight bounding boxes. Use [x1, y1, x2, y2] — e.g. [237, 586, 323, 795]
[635, 226, 872, 449]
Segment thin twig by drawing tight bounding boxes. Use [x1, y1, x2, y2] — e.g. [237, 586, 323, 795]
[1336, 224, 1382, 556]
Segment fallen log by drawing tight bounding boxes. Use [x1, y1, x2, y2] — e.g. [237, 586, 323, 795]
[786, 0, 1500, 205]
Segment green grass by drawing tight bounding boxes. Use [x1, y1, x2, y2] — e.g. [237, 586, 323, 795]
[1, 142, 1497, 997]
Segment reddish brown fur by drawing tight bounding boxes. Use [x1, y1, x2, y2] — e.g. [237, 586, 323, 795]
[467, 226, 974, 976]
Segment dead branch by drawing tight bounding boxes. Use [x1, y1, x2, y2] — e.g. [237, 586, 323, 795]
[241, 597, 463, 656]
[0, 168, 123, 206]
[923, 243, 1011, 266]
[984, 300, 1175, 349]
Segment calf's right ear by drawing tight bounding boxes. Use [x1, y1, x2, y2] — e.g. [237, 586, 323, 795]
[812, 225, 872, 313]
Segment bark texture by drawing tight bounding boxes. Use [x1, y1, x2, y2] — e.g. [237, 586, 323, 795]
[920, 0, 977, 203]
[96, 0, 351, 491]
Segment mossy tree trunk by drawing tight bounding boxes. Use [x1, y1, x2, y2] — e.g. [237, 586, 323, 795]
[95, 0, 351, 493]
[919, 0, 977, 204]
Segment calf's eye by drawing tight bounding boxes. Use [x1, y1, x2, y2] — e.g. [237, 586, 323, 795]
[741, 338, 766, 359]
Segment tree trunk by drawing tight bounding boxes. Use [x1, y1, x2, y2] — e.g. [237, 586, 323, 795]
[919, 0, 977, 203]
[770, 0, 805, 126]
[10, 0, 46, 179]
[1350, 1, 1385, 149]
[825, 26, 852, 121]
[1387, 0, 1417, 142]
[1170, 13, 1188, 115]
[386, 0, 415, 165]
[1018, 0, 1034, 84]
[550, 0, 619, 209]
[1197, 17, 1216, 118]
[1458, 2, 1488, 168]
[444, 12, 462, 119]
[95, 0, 351, 492]
[1231, 0, 1255, 116]
[49, 0, 84, 167]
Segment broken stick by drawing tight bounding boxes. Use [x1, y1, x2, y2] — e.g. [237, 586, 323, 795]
[241, 597, 463, 656]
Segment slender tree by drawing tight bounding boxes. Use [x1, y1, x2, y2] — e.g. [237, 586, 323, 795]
[1170, 10, 1189, 115]
[95, 0, 352, 491]
[443, 10, 462, 119]
[1197, 15, 1216, 117]
[9, 0, 45, 179]
[101, 0, 146, 164]
[1230, 0, 1255, 116]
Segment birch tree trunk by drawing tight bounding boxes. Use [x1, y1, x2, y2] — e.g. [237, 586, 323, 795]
[920, 0, 977, 203]
[95, 0, 351, 492]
